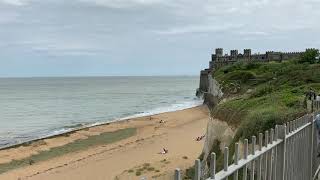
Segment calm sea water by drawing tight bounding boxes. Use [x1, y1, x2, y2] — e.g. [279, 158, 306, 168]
[0, 76, 201, 148]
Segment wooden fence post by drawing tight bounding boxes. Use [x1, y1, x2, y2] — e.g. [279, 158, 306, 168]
[251, 136, 256, 180]
[175, 168, 181, 180]
[257, 133, 263, 180]
[224, 147, 229, 172]
[273, 125, 278, 180]
[268, 129, 274, 180]
[195, 159, 201, 180]
[263, 131, 269, 180]
[234, 143, 239, 180]
[243, 139, 248, 180]
[277, 125, 287, 180]
[309, 114, 315, 180]
[210, 153, 216, 179]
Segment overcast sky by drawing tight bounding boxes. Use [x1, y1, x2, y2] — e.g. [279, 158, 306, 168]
[0, 0, 319, 77]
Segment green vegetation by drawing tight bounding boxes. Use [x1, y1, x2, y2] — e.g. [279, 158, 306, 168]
[136, 171, 142, 176]
[0, 128, 136, 174]
[184, 166, 195, 179]
[299, 48, 319, 64]
[209, 58, 320, 171]
[128, 162, 158, 177]
[213, 60, 320, 136]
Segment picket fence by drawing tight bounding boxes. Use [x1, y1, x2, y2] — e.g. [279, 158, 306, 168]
[172, 100, 320, 180]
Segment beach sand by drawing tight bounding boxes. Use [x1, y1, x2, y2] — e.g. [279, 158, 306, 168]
[0, 105, 209, 180]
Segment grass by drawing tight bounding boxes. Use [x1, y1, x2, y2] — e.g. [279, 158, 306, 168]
[192, 59, 320, 178]
[147, 167, 155, 171]
[128, 163, 158, 177]
[213, 61, 320, 141]
[135, 171, 142, 176]
[0, 128, 136, 174]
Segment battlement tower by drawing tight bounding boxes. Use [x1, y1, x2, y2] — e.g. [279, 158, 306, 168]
[215, 48, 223, 57]
[230, 50, 238, 57]
[244, 49, 251, 58]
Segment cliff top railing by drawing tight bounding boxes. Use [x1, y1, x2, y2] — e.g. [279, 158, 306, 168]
[165, 100, 320, 180]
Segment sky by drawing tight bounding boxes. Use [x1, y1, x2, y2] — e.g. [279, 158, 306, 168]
[0, 0, 319, 77]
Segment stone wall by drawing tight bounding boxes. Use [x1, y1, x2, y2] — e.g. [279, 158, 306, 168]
[199, 69, 211, 93]
[209, 48, 307, 70]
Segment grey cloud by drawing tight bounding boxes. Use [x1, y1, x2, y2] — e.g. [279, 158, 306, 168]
[0, 0, 26, 6]
[153, 24, 244, 35]
[0, 0, 319, 76]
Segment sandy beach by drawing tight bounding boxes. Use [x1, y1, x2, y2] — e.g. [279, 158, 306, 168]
[0, 105, 209, 180]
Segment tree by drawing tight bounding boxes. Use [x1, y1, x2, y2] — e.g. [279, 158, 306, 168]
[299, 49, 319, 64]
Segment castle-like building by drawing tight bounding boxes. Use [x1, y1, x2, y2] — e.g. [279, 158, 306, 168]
[210, 48, 306, 69]
[199, 48, 309, 93]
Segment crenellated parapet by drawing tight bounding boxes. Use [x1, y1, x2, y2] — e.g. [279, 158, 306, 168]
[209, 48, 315, 71]
[282, 52, 304, 54]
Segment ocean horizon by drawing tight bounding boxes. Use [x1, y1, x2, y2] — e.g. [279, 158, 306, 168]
[0, 76, 202, 148]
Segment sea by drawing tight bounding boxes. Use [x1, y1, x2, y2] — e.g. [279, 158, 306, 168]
[0, 76, 202, 148]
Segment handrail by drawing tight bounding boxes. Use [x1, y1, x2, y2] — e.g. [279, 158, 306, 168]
[163, 102, 320, 180]
[214, 139, 283, 179]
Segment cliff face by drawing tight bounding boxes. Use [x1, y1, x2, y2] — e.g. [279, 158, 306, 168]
[199, 74, 234, 177]
[203, 75, 224, 107]
[201, 117, 234, 177]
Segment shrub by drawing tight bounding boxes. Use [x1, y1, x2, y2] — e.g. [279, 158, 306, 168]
[135, 171, 142, 176]
[244, 62, 262, 70]
[224, 71, 256, 83]
[251, 85, 274, 97]
[184, 166, 195, 179]
[299, 49, 319, 64]
[235, 107, 285, 140]
[206, 139, 222, 170]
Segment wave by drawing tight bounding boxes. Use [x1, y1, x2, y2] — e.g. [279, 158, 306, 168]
[120, 99, 203, 120]
[0, 99, 203, 149]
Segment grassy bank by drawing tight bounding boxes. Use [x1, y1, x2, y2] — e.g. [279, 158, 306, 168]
[0, 128, 136, 174]
[213, 60, 320, 139]
[207, 58, 320, 171]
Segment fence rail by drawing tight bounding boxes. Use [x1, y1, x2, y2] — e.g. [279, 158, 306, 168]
[172, 100, 320, 180]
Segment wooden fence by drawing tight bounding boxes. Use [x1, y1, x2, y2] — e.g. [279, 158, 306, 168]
[171, 100, 320, 180]
[312, 100, 320, 112]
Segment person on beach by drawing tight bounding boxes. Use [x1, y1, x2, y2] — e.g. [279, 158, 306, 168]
[159, 148, 168, 154]
[195, 135, 205, 141]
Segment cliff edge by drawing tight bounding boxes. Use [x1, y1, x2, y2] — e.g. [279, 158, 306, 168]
[195, 51, 320, 178]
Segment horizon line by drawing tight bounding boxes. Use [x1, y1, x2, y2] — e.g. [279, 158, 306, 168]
[0, 74, 199, 79]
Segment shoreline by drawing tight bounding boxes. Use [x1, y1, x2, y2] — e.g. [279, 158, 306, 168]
[0, 105, 209, 180]
[0, 102, 203, 151]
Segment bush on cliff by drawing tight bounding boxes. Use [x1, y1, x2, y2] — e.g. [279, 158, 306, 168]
[299, 48, 319, 64]
[206, 59, 320, 173]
